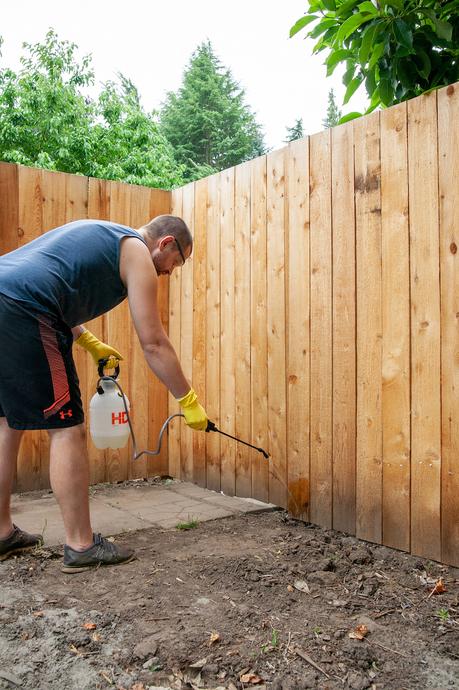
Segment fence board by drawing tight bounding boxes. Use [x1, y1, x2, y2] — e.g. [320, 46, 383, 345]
[286, 138, 310, 520]
[106, 181, 132, 483]
[408, 92, 441, 561]
[250, 156, 269, 503]
[180, 183, 195, 482]
[355, 112, 383, 544]
[16, 167, 44, 491]
[0, 163, 19, 256]
[331, 123, 356, 535]
[168, 188, 183, 479]
[380, 103, 411, 552]
[148, 190, 171, 478]
[309, 130, 333, 528]
[192, 178, 208, 486]
[128, 186, 152, 480]
[86, 178, 111, 485]
[438, 83, 459, 567]
[234, 162, 252, 498]
[234, 162, 252, 496]
[206, 174, 221, 491]
[220, 168, 236, 495]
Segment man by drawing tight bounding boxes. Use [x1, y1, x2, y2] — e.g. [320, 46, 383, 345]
[0, 215, 208, 573]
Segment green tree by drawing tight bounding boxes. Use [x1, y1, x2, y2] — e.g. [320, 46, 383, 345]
[291, 1, 459, 121]
[0, 30, 184, 189]
[160, 41, 266, 179]
[322, 88, 342, 127]
[284, 118, 305, 142]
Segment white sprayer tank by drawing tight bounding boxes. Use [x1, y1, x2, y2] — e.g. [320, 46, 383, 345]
[89, 378, 130, 449]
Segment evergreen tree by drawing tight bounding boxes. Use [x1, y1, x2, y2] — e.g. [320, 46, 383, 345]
[284, 118, 304, 142]
[322, 89, 342, 129]
[160, 41, 266, 180]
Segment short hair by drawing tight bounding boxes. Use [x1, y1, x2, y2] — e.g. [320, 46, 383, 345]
[143, 215, 193, 253]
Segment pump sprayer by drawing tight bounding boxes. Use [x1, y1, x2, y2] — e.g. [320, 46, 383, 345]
[89, 359, 269, 460]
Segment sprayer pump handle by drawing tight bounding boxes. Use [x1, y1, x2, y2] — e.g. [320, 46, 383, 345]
[97, 358, 120, 380]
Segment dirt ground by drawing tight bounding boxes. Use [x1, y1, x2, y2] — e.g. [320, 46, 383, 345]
[1, 480, 458, 690]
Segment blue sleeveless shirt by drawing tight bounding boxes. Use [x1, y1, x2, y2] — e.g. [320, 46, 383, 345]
[0, 219, 147, 327]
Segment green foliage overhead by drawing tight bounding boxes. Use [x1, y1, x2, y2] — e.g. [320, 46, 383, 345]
[322, 88, 342, 127]
[160, 41, 266, 180]
[291, 1, 459, 119]
[0, 30, 184, 189]
[284, 117, 305, 142]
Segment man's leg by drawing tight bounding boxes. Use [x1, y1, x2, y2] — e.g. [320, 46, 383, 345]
[0, 418, 23, 539]
[48, 424, 93, 551]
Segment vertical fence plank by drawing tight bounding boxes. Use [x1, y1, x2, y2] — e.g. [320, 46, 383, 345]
[16, 166, 44, 491]
[267, 149, 287, 508]
[168, 188, 183, 479]
[220, 168, 236, 495]
[438, 83, 459, 567]
[106, 181, 132, 483]
[0, 163, 19, 256]
[128, 186, 152, 480]
[206, 174, 221, 490]
[408, 92, 441, 561]
[192, 178, 208, 486]
[87, 178, 111, 484]
[286, 139, 310, 519]
[309, 130, 333, 528]
[234, 162, 252, 497]
[250, 156, 269, 503]
[331, 123, 356, 535]
[355, 112, 383, 544]
[380, 103, 411, 553]
[180, 183, 195, 482]
[148, 190, 171, 478]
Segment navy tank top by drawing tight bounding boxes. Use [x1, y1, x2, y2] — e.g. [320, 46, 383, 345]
[0, 219, 147, 327]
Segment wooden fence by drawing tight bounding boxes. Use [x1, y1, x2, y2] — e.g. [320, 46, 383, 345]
[0, 164, 170, 491]
[167, 83, 458, 567]
[0, 81, 457, 566]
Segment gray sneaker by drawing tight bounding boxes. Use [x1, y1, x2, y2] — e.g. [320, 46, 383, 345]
[62, 533, 135, 573]
[0, 524, 44, 561]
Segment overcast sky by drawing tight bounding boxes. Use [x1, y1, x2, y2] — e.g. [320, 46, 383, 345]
[1, 0, 369, 150]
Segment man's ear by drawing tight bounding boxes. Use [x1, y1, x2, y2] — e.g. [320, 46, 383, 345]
[158, 235, 174, 251]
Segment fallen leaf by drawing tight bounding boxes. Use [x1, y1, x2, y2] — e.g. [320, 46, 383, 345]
[294, 580, 310, 594]
[240, 672, 263, 684]
[349, 624, 369, 640]
[287, 584, 294, 592]
[92, 632, 102, 642]
[189, 657, 207, 669]
[209, 631, 220, 645]
[83, 622, 97, 630]
[428, 577, 447, 598]
[32, 611, 44, 617]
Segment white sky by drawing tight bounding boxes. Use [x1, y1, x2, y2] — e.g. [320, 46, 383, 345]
[0, 0, 369, 151]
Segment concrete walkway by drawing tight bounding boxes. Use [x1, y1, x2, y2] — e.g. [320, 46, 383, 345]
[11, 480, 275, 547]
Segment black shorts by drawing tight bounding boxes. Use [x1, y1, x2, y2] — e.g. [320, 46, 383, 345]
[0, 293, 84, 430]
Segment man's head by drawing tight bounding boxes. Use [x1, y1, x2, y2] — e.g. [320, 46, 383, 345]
[140, 215, 193, 276]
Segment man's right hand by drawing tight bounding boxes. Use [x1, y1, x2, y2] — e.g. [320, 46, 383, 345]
[177, 388, 208, 431]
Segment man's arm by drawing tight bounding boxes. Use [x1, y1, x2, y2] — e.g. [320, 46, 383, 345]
[120, 237, 190, 399]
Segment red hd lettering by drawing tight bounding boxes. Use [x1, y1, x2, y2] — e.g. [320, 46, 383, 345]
[111, 411, 128, 425]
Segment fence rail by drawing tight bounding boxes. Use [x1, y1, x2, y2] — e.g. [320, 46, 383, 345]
[0, 81, 457, 566]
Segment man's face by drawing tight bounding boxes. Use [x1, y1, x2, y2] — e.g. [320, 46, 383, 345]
[151, 235, 189, 276]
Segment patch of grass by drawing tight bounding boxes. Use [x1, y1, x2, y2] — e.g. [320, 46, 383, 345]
[436, 608, 450, 622]
[176, 517, 199, 531]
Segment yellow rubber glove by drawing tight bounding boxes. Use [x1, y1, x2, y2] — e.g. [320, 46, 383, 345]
[75, 330, 123, 369]
[177, 388, 208, 431]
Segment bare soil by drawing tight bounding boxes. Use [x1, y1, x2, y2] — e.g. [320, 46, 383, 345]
[1, 481, 458, 690]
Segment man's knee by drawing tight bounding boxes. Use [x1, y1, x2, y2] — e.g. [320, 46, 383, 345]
[47, 423, 86, 443]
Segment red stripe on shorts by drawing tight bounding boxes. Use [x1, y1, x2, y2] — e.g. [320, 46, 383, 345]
[38, 319, 70, 419]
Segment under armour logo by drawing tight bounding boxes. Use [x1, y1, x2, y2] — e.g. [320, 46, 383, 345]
[59, 409, 73, 420]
